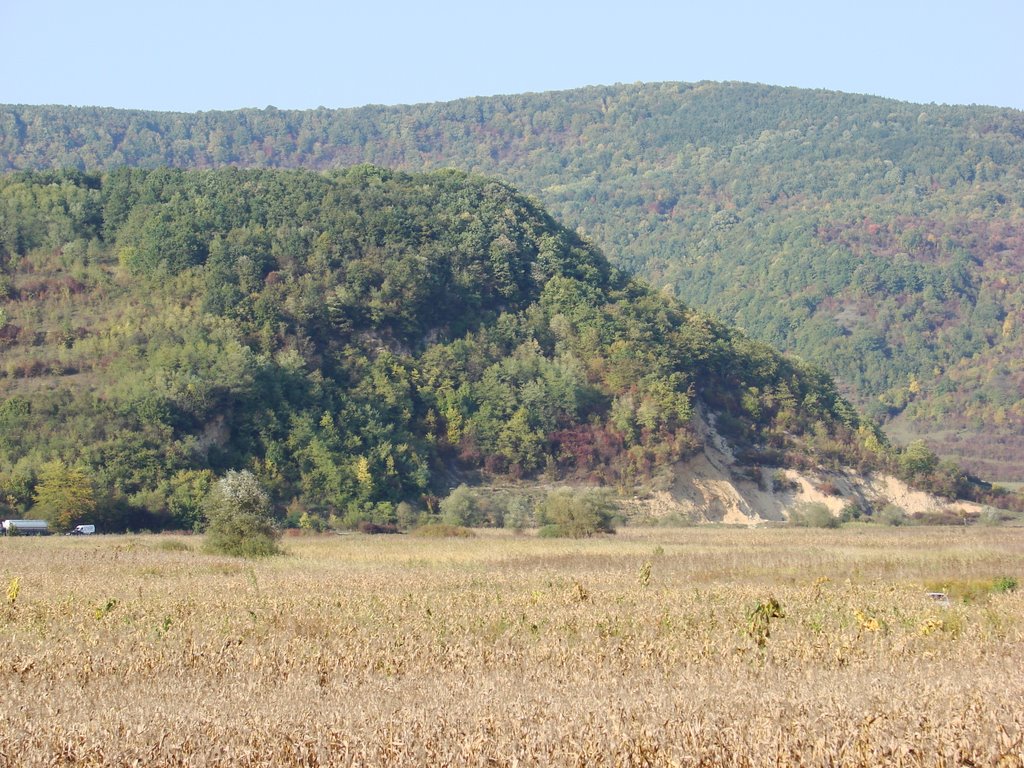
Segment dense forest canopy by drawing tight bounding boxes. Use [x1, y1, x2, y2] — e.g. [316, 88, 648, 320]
[2, 82, 1021, 477]
[0, 166, 937, 531]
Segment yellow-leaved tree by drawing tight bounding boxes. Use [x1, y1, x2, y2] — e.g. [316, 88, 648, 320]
[31, 459, 96, 533]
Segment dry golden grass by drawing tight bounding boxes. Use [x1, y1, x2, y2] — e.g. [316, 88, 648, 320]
[2, 527, 1022, 767]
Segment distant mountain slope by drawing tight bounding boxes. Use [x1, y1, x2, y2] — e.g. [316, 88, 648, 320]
[3, 167, 917, 530]
[3, 82, 1024, 476]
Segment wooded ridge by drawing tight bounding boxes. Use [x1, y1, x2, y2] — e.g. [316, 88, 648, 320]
[3, 81, 1021, 477]
[6, 166, 1007, 531]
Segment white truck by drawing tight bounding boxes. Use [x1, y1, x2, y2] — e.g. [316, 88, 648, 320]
[68, 524, 96, 535]
[2, 519, 50, 535]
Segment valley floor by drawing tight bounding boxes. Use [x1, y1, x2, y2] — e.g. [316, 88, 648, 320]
[1, 528, 1022, 766]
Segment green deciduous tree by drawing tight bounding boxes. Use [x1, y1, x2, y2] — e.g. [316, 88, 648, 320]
[440, 484, 483, 527]
[203, 470, 281, 557]
[899, 440, 940, 479]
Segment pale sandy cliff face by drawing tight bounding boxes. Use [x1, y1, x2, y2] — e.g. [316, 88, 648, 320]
[626, 412, 983, 525]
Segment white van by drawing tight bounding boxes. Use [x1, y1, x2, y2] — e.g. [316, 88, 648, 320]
[68, 524, 96, 535]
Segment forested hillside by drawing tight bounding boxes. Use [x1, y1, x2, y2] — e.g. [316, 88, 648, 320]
[2, 83, 1023, 476]
[4, 167, 937, 530]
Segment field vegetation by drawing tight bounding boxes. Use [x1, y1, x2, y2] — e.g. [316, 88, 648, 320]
[2, 527, 1021, 766]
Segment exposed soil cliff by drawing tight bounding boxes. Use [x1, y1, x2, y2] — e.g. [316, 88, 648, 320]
[627, 415, 983, 525]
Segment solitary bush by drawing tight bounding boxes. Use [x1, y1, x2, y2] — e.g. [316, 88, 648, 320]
[536, 488, 616, 538]
[877, 503, 907, 527]
[789, 502, 840, 528]
[978, 506, 1014, 526]
[395, 501, 419, 530]
[840, 503, 866, 522]
[440, 484, 484, 527]
[203, 470, 281, 557]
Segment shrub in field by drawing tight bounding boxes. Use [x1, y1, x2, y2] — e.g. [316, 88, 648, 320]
[840, 503, 866, 522]
[357, 521, 399, 535]
[298, 511, 329, 532]
[438, 487, 528, 529]
[395, 501, 419, 530]
[340, 501, 398, 530]
[877, 503, 907, 527]
[475, 492, 506, 528]
[502, 495, 534, 532]
[283, 498, 308, 528]
[978, 506, 1014, 526]
[536, 488, 616, 537]
[788, 502, 840, 528]
[440, 484, 484, 527]
[203, 470, 281, 557]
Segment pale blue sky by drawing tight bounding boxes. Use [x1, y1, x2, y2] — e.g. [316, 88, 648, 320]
[2, 0, 1021, 112]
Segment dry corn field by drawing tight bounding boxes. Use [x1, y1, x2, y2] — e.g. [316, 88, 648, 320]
[1, 527, 1022, 767]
